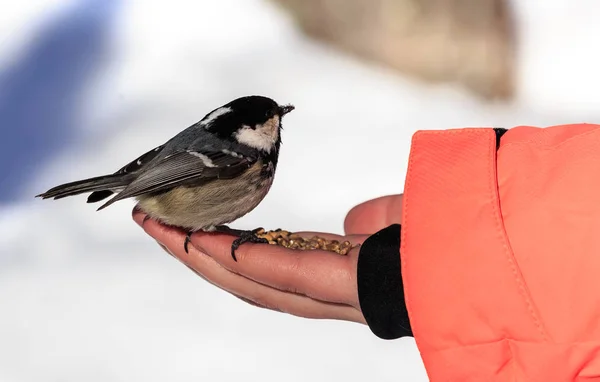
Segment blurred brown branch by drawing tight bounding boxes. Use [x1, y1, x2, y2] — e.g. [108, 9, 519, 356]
[271, 0, 516, 100]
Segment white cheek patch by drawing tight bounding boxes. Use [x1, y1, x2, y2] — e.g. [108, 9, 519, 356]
[188, 151, 216, 167]
[235, 126, 274, 152]
[199, 106, 232, 128]
[234, 116, 280, 152]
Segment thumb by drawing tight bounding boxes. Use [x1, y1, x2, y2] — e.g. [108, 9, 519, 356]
[344, 194, 403, 235]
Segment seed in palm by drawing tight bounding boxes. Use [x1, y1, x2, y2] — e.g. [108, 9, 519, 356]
[254, 228, 359, 255]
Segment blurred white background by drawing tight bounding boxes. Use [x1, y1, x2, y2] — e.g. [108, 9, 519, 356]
[1, 0, 599, 381]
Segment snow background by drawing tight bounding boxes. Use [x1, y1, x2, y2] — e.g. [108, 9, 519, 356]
[1, 0, 600, 380]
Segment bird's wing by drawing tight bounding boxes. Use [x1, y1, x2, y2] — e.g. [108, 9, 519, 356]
[96, 148, 255, 210]
[86, 144, 166, 203]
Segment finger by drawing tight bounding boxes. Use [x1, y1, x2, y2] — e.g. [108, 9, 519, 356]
[344, 194, 403, 235]
[133, 210, 366, 323]
[190, 231, 365, 307]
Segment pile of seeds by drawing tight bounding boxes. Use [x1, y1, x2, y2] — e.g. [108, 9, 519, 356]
[255, 228, 359, 255]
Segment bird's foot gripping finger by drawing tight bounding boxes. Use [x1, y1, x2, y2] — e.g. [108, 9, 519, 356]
[212, 225, 269, 261]
[254, 228, 360, 255]
[230, 230, 269, 262]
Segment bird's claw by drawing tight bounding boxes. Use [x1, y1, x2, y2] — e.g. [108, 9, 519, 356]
[230, 231, 269, 262]
[184, 232, 192, 253]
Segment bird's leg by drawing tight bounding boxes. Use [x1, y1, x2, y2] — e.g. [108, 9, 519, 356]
[213, 225, 269, 261]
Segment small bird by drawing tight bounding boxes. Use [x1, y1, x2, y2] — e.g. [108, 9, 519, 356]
[37, 95, 295, 261]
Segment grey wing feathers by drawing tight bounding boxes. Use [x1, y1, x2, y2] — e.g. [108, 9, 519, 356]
[96, 150, 254, 210]
[86, 144, 165, 203]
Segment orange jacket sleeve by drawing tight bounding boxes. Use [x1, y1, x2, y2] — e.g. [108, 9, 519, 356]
[399, 123, 600, 381]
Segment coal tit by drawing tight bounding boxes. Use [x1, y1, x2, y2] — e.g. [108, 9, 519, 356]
[37, 95, 295, 261]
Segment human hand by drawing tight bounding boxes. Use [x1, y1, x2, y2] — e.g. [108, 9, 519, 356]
[132, 193, 403, 324]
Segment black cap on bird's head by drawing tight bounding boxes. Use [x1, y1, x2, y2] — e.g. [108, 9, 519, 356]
[224, 95, 294, 125]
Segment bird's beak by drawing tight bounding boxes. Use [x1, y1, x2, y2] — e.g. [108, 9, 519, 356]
[279, 104, 295, 116]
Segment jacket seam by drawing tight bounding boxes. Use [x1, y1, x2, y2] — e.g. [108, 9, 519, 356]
[488, 130, 550, 342]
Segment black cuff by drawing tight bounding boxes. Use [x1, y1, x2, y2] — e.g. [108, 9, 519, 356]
[357, 224, 412, 340]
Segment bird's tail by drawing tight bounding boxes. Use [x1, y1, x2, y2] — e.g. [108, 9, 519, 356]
[36, 174, 130, 204]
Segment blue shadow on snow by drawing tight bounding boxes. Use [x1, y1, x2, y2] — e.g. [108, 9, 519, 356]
[0, 0, 120, 203]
